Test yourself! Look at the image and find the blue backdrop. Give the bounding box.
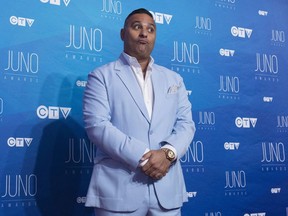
[1,0,288,216]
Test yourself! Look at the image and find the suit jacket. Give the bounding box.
[83,53,195,211]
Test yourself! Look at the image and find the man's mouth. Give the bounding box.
[138,39,148,44]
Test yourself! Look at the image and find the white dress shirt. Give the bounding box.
[122,53,177,166]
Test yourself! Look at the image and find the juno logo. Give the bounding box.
[40,0,71,6]
[1,174,37,198]
[0,98,3,115]
[101,0,122,15]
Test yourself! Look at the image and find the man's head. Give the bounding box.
[121,8,156,62]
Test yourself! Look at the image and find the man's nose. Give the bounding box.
[139,28,148,37]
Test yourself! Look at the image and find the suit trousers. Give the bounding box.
[94,183,181,216]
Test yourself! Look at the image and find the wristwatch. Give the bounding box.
[162,148,175,162]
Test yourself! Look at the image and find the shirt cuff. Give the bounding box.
[139,148,150,167]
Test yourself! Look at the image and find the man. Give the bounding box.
[83,8,196,216]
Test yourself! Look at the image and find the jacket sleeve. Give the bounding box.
[83,70,148,171]
[162,75,196,159]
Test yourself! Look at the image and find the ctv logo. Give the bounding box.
[244,213,266,216]
[263,97,273,102]
[219,48,235,57]
[40,0,71,6]
[271,188,281,194]
[258,10,268,16]
[205,212,221,216]
[7,137,33,147]
[224,142,240,150]
[76,197,87,204]
[37,105,71,119]
[76,80,87,87]
[235,117,257,128]
[231,26,253,38]
[149,11,172,25]
[187,191,197,198]
[10,16,35,27]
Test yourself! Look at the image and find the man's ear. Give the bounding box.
[120,28,124,41]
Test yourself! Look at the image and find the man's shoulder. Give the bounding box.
[153,63,181,78]
[90,57,124,74]
[94,59,117,70]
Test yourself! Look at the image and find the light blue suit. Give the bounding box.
[83,53,195,212]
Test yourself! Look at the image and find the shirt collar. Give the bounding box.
[122,52,154,70]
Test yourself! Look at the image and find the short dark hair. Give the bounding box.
[124,8,153,26]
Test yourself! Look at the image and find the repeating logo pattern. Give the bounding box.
[1,1,288,216]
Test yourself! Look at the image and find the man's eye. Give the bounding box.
[133,25,141,30]
[148,28,155,33]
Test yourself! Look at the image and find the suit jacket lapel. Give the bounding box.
[115,56,151,123]
[151,68,165,125]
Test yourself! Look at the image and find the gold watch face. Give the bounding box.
[167,150,175,159]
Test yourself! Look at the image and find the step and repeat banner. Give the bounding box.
[1,0,288,216]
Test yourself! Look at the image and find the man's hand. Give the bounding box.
[141,149,171,180]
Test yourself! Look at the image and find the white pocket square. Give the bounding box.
[167,85,179,94]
